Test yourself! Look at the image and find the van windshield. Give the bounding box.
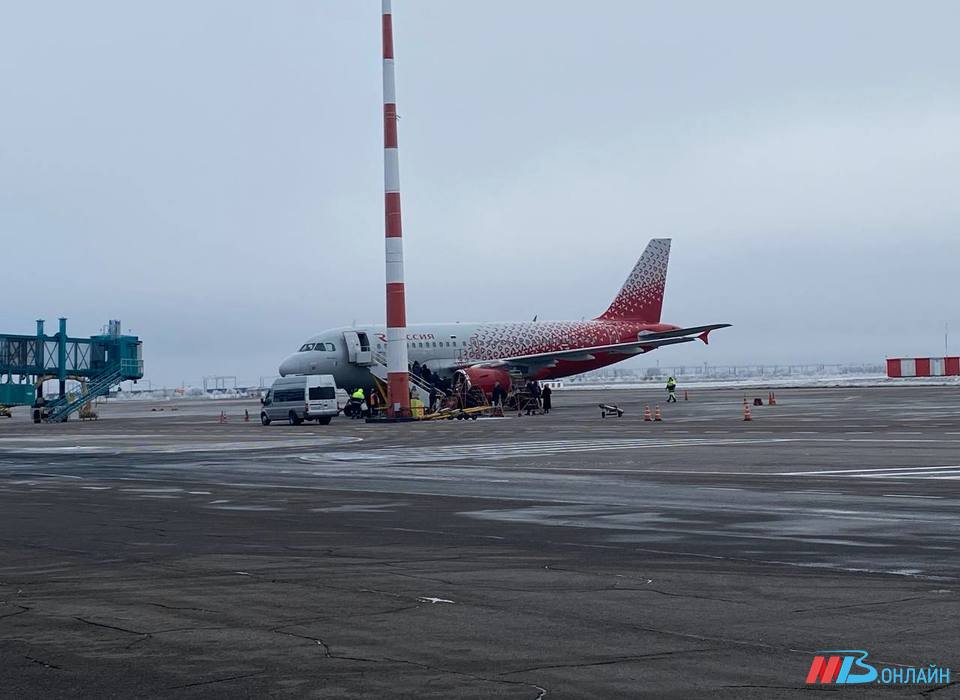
[309,387,336,400]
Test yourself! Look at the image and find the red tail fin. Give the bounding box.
[597,238,670,322]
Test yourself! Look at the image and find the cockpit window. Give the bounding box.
[326,342,336,352]
[299,343,314,352]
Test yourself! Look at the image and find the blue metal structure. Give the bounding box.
[0,318,143,422]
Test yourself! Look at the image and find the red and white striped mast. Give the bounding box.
[382,0,411,417]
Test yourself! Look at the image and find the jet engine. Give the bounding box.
[454,367,512,398]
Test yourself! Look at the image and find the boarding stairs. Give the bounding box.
[507,369,526,392]
[368,351,448,404]
[506,368,540,414]
[43,365,124,423]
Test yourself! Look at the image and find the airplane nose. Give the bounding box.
[278,354,298,376]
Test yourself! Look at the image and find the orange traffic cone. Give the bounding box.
[743,402,752,421]
[643,404,652,421]
[654,404,662,421]
[768,392,777,406]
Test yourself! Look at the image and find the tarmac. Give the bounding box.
[0,385,958,698]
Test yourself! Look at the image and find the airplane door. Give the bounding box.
[355,332,372,365]
[343,331,360,364]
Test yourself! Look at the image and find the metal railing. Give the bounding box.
[370,351,446,397]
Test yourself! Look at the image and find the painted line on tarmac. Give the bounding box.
[778,464,960,475]
[883,494,945,499]
[3,436,362,455]
[299,437,792,465]
[778,464,960,478]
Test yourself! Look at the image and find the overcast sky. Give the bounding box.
[3,1,959,386]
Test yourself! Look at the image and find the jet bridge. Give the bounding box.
[0,318,143,422]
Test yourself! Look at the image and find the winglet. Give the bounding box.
[698,329,711,345]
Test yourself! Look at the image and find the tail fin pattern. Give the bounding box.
[597,238,671,322]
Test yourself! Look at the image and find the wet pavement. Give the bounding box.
[0,386,958,698]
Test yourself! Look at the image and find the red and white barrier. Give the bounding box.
[887,357,960,378]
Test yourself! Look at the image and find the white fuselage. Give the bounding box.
[280,323,485,390]
[279,318,671,392]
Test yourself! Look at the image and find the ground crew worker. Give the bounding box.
[349,387,365,418]
[666,376,678,403]
[541,384,552,413]
[368,390,379,417]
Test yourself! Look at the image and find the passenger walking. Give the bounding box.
[524,380,536,415]
[666,376,678,403]
[541,384,552,413]
[526,380,542,414]
[491,381,507,407]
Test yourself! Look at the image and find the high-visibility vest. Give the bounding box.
[410,397,424,418]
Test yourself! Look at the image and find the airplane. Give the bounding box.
[278,238,730,396]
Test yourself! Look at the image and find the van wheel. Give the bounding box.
[261,413,271,426]
[288,411,302,426]
[317,416,332,425]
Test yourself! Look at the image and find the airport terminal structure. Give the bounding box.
[0,319,142,422]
